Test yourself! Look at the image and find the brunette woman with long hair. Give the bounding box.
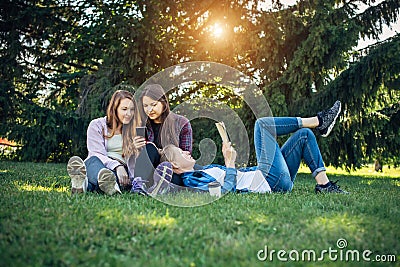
[135,84,193,186]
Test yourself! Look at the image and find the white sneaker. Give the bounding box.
[98,168,121,195]
[67,156,87,194]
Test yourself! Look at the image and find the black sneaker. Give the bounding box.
[315,180,349,194]
[316,100,341,137]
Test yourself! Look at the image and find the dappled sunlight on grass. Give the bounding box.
[298,164,400,178]
[97,209,177,230]
[307,213,368,242]
[359,179,382,186]
[134,214,176,228]
[14,181,68,193]
[247,213,274,225]
[392,180,400,187]
[152,190,219,207]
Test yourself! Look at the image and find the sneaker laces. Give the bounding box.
[330,180,340,188]
[328,180,346,193]
[317,109,331,128]
[131,177,147,192]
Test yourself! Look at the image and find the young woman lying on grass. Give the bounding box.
[158,101,348,194]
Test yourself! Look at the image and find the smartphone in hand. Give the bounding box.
[136,127,146,137]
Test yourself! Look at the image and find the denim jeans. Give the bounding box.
[254,117,326,192]
[84,156,121,192]
[84,144,162,192]
[135,143,184,186]
[135,143,161,184]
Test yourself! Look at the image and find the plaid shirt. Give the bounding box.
[146,114,193,153]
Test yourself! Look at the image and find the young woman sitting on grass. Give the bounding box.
[67,90,149,196]
[158,101,348,194]
[136,84,193,187]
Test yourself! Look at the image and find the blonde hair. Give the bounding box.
[160,144,179,163]
[105,90,141,158]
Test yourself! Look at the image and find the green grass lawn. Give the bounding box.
[0,161,399,267]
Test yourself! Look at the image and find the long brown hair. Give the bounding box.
[139,84,179,148]
[106,90,141,157]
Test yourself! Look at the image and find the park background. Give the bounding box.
[1,0,399,168]
[1,0,400,266]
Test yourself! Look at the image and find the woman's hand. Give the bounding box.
[133,136,146,150]
[222,142,237,168]
[116,165,130,186]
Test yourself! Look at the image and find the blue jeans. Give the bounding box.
[135,143,160,183]
[85,145,160,192]
[254,117,326,192]
[135,143,183,186]
[84,156,120,192]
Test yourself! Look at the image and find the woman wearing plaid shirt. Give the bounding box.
[135,84,193,186]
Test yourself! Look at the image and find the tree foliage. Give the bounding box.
[1,0,399,167]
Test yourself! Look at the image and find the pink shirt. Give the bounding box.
[86,117,136,179]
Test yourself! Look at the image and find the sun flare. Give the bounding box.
[211,23,224,38]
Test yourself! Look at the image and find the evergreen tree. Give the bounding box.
[1,0,399,167]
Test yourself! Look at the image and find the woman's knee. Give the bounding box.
[255,119,261,129]
[298,128,314,136]
[255,118,276,137]
[255,117,274,128]
[296,128,317,142]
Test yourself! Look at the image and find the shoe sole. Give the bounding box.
[67,156,86,194]
[321,102,341,137]
[149,163,173,196]
[98,169,121,195]
[315,189,350,194]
